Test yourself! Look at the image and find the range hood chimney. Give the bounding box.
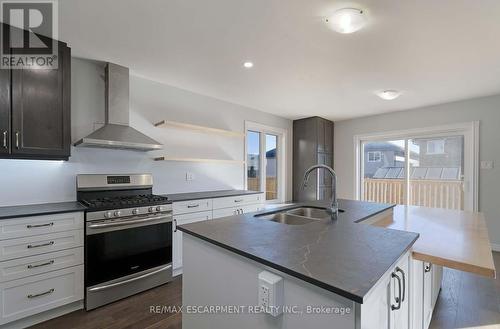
[74,63,163,151]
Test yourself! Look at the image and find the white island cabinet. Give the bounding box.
[182,233,412,329]
[171,192,264,276]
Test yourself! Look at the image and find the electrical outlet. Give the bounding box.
[258,271,283,317]
[480,161,494,170]
[185,172,195,181]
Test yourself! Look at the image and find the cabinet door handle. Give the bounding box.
[15,131,19,149]
[424,263,432,273]
[27,260,54,269]
[187,204,199,208]
[396,267,406,302]
[27,222,54,229]
[27,288,55,299]
[173,218,178,232]
[2,131,6,149]
[391,272,402,311]
[27,241,54,249]
[234,199,244,203]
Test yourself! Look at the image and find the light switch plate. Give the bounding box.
[480,161,494,170]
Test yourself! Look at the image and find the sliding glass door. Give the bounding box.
[359,124,475,211]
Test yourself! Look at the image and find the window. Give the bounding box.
[426,139,445,155]
[367,151,382,162]
[246,131,261,192]
[245,122,286,203]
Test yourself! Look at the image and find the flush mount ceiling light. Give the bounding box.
[326,8,368,34]
[377,90,402,100]
[243,61,254,68]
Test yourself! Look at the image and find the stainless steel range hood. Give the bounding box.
[74,63,163,151]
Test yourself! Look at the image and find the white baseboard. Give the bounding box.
[491,243,500,252]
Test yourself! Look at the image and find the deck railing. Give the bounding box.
[247,177,277,200]
[363,178,464,210]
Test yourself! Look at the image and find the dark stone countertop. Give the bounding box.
[0,201,87,220]
[165,190,262,202]
[178,199,419,304]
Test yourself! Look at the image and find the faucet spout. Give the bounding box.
[301,164,339,220]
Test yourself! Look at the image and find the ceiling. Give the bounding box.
[60,0,500,121]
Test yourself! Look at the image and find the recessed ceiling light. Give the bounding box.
[326,8,368,34]
[243,62,254,68]
[377,90,402,100]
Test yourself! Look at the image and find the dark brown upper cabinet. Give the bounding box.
[0,24,71,160]
[0,68,10,155]
[293,116,334,202]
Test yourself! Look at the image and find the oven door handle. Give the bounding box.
[88,213,172,229]
[88,264,172,292]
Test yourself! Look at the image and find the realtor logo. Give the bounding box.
[0,0,58,69]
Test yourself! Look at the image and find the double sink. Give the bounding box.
[255,206,345,225]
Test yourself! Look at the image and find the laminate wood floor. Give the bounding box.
[429,251,500,329]
[31,253,499,329]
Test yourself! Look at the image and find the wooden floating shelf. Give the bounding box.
[153,156,244,164]
[154,120,245,138]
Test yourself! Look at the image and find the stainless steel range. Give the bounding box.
[77,174,172,310]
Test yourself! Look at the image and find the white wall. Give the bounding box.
[0,58,292,206]
[334,94,500,246]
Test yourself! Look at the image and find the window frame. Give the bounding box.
[244,121,287,203]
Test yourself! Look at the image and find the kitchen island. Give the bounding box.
[178,199,419,329]
[178,199,496,329]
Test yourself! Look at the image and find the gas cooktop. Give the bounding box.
[81,194,170,211]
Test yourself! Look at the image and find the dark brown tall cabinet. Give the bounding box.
[293,117,334,201]
[0,25,71,160]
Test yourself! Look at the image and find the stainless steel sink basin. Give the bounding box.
[286,207,331,219]
[255,206,345,225]
[257,213,321,225]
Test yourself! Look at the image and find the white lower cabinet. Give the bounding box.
[360,251,410,329]
[0,211,85,327]
[0,247,83,283]
[172,192,265,276]
[172,211,212,274]
[411,260,443,329]
[0,265,83,325]
[391,253,410,329]
[212,203,265,219]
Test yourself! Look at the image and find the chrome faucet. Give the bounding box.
[301,164,339,220]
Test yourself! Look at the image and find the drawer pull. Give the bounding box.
[234,199,244,203]
[187,204,200,208]
[27,288,55,299]
[27,222,54,229]
[27,260,55,269]
[27,241,54,249]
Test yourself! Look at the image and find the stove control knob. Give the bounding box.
[156,206,162,212]
[148,207,154,213]
[114,210,121,217]
[132,208,139,215]
[104,211,113,219]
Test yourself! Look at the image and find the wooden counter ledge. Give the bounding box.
[375,205,496,278]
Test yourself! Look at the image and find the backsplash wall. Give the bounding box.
[0,58,292,206]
